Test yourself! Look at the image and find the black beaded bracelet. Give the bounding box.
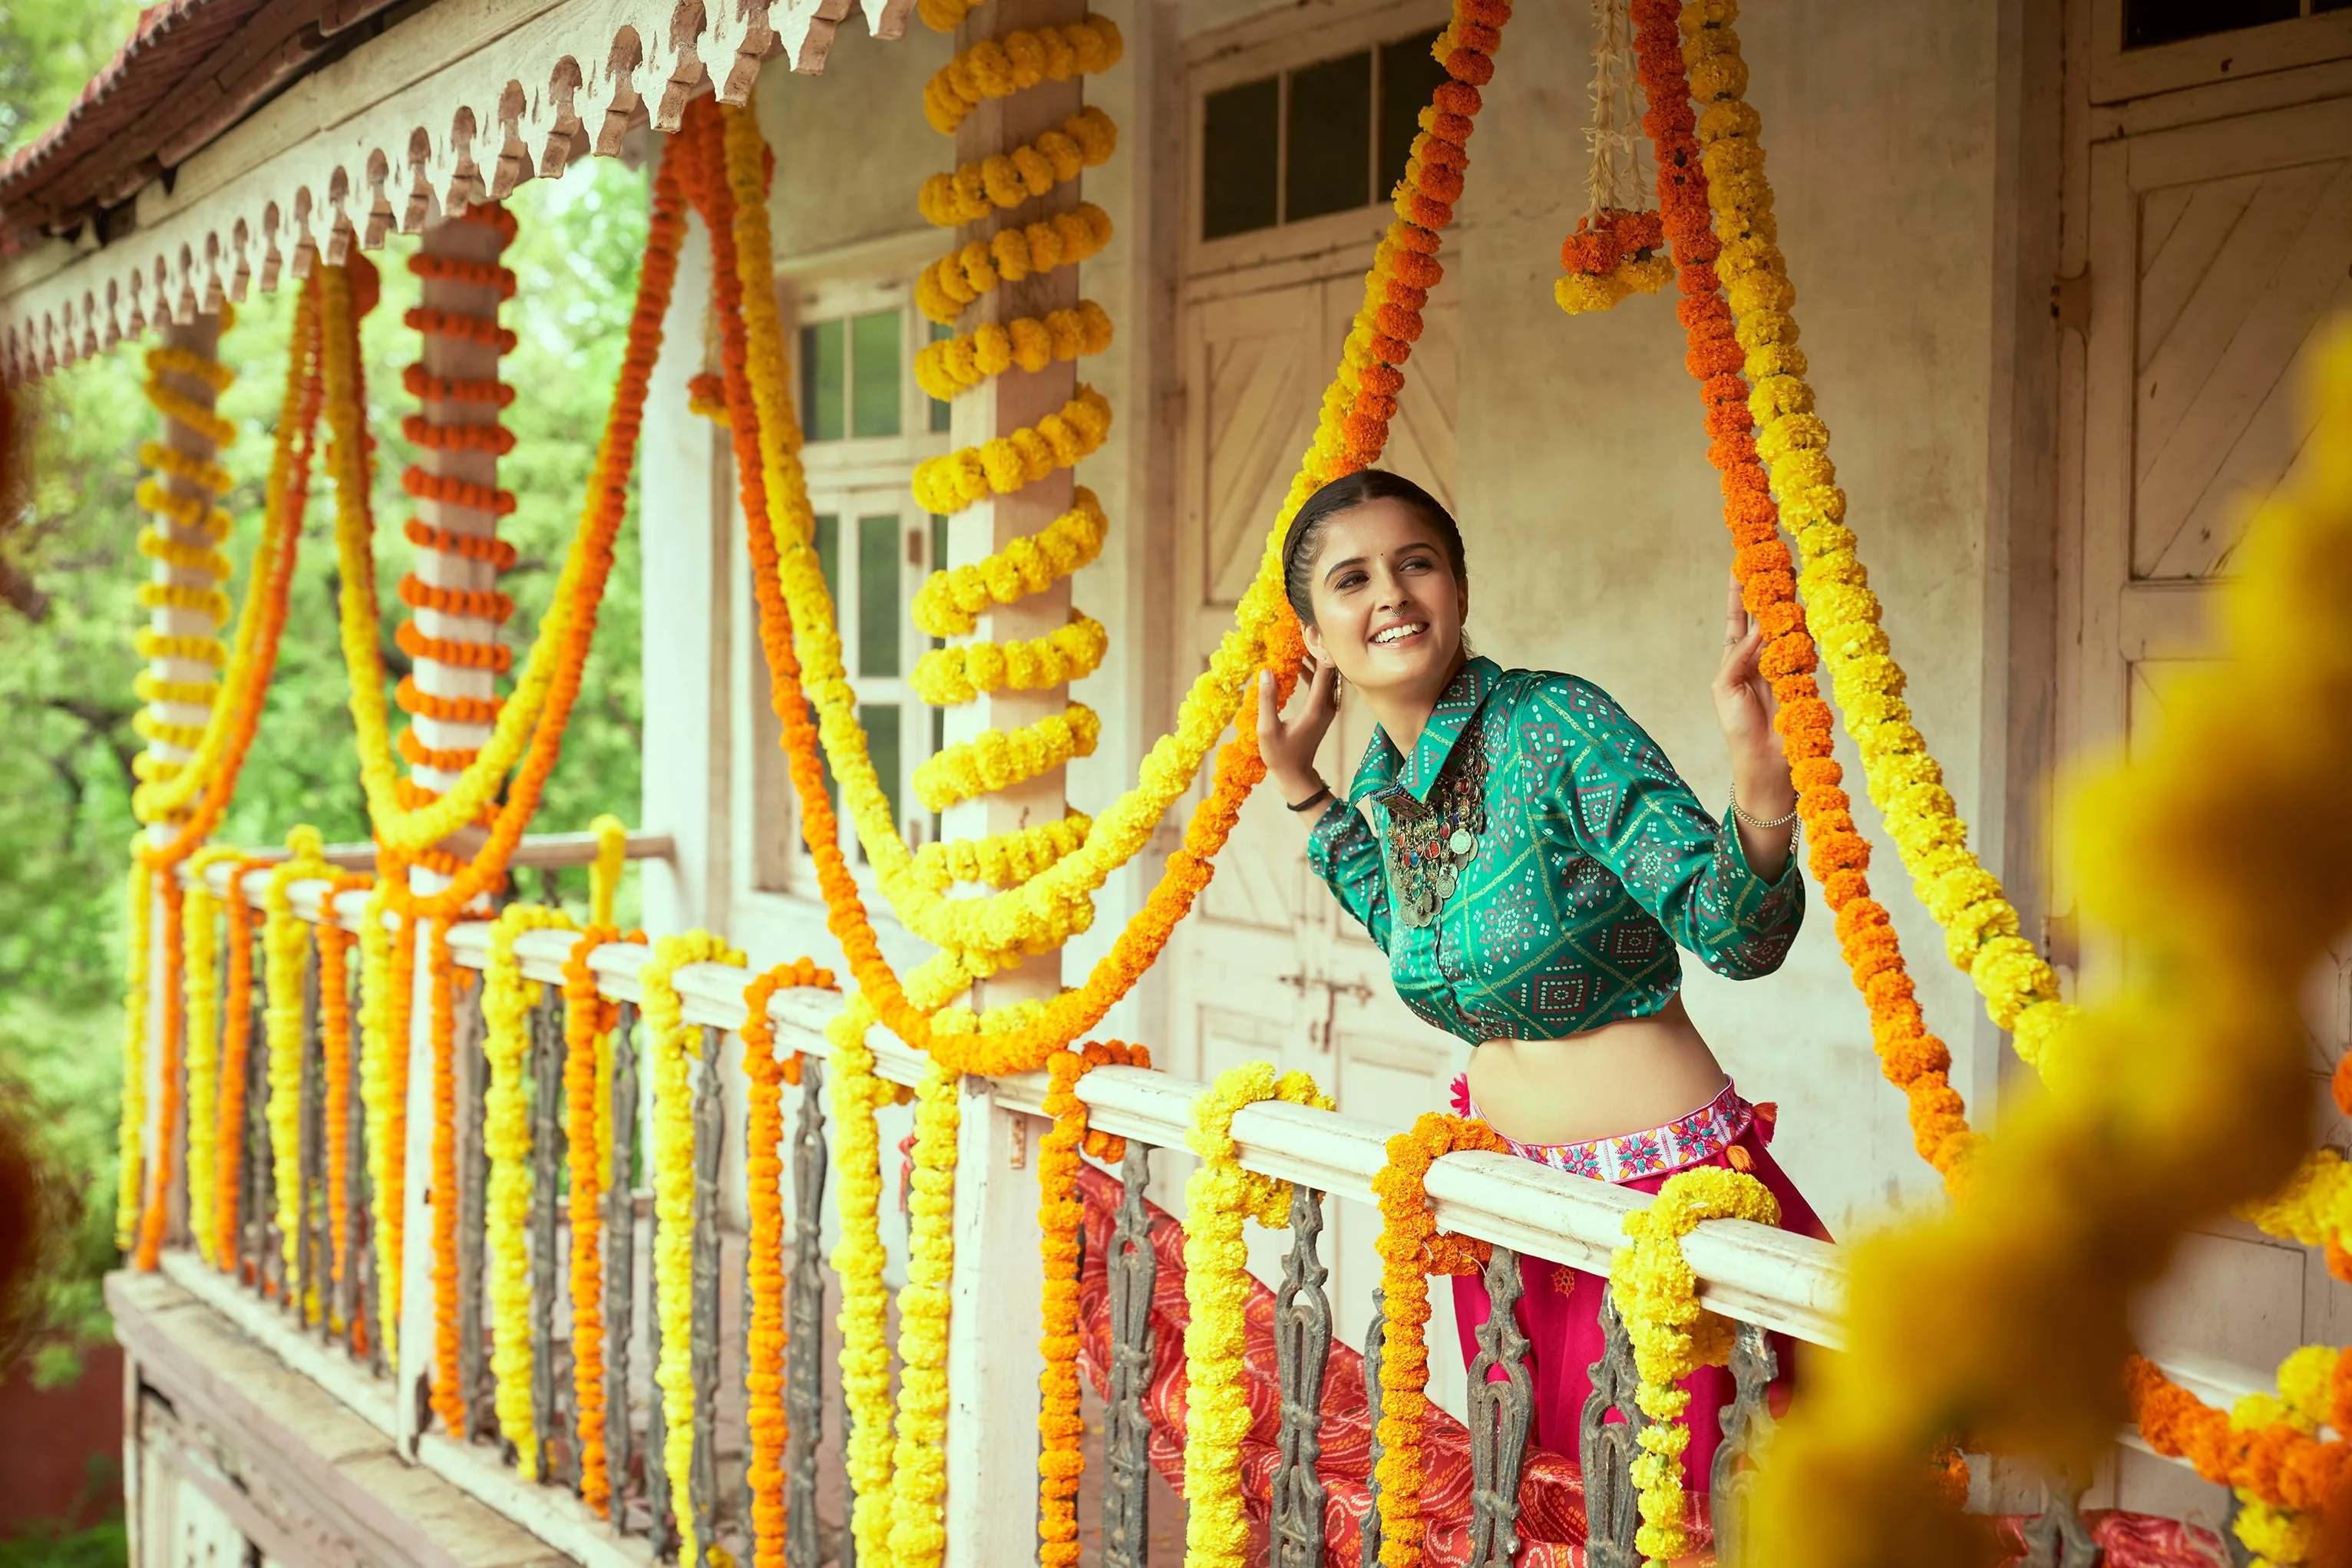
[1285,784,1334,814]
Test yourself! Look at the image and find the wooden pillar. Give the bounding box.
[940,2,1085,1555]
[394,210,511,1453]
[141,312,229,1252]
[939,0,1085,1011]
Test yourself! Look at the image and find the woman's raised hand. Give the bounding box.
[1711,573,1778,762]
[1257,657,1340,806]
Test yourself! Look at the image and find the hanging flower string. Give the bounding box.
[212,857,270,1271]
[738,957,838,1566]
[262,829,332,1296]
[562,921,636,1518]
[180,845,242,1267]
[1036,1038,1148,1566]
[1184,1061,1335,1568]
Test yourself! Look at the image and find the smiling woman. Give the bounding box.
[1254,464,1831,1490]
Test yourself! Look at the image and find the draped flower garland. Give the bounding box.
[563,922,636,1518]
[262,829,332,1295]
[641,929,746,1568]
[1369,1112,1508,1568]
[180,845,242,1268]
[1607,1165,1779,1565]
[1183,1061,1335,1568]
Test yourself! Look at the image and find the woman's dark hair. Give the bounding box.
[1280,469,1467,627]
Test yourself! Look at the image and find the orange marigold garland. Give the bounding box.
[1627,0,1979,1183]
[131,876,186,1270]
[563,923,633,1517]
[1369,1112,1509,1568]
[315,872,368,1309]
[1037,1039,1148,1566]
[212,858,271,1269]
[738,957,840,1566]
[427,918,470,1434]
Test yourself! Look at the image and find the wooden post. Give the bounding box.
[142,311,229,1252]
[940,0,1085,1554]
[394,210,511,1454]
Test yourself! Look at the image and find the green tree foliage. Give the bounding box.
[0,0,650,1384]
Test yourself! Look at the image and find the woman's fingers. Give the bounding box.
[1256,668,1281,742]
[1724,573,1748,644]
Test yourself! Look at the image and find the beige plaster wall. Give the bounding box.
[754,13,956,256]
[1445,0,2005,1234]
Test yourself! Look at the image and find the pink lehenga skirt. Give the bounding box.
[1447,1076,1832,1490]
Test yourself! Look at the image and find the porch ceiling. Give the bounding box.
[0,0,912,385]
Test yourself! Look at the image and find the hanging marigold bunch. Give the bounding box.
[641,929,745,1568]
[738,957,837,1566]
[1607,1165,1779,1566]
[1555,207,1673,315]
[483,903,577,1478]
[1368,1111,1508,1568]
[1036,1039,1148,1566]
[562,922,634,1517]
[180,846,242,1267]
[1623,0,1979,1183]
[1183,1061,1336,1568]
[315,870,368,1314]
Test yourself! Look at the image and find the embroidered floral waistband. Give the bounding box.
[1448,1074,1759,1184]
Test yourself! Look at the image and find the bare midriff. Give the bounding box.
[1468,992,1730,1147]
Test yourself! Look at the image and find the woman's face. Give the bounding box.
[1300,497,1468,698]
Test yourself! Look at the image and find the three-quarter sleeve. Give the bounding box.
[1527,675,1803,979]
[1307,799,1392,952]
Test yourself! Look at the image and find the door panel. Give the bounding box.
[2075,91,2352,1514]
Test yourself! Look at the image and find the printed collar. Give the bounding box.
[1349,655,1501,808]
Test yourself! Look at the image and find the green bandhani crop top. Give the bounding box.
[1306,656,1804,1045]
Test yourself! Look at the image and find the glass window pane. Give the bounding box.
[1286,52,1371,223]
[863,703,902,865]
[858,513,902,678]
[929,322,954,433]
[1203,76,1279,240]
[852,311,903,437]
[801,320,845,441]
[1378,31,1449,201]
[814,513,840,605]
[2123,0,2294,46]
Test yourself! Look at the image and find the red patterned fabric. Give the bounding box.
[1073,1162,2225,1568]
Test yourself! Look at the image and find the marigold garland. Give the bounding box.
[315,871,367,1309]
[1036,1039,1148,1566]
[132,877,187,1270]
[1367,1111,1508,1568]
[910,385,1112,515]
[886,1060,963,1568]
[1607,1165,1779,1566]
[180,847,239,1267]
[262,828,332,1297]
[355,880,413,1357]
[1747,322,2352,1563]
[1184,1061,1336,1568]
[920,16,1124,135]
[917,107,1116,227]
[912,302,1112,402]
[738,957,838,1566]
[116,857,153,1253]
[2227,1346,2339,1568]
[1554,206,1673,315]
[213,858,269,1269]
[562,922,636,1517]
[427,918,470,1433]
[641,929,745,1568]
[483,903,577,1479]
[1623,0,1979,1183]
[916,206,1116,325]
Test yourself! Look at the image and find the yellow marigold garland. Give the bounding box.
[920,16,1124,135]
[915,206,1116,325]
[910,610,1108,705]
[917,107,1116,227]
[2230,1345,2338,1568]
[180,846,240,1266]
[483,903,577,1480]
[910,490,1107,639]
[1677,0,2076,1070]
[589,811,627,926]
[912,302,1112,401]
[641,929,745,1568]
[356,881,414,1362]
[262,827,331,1291]
[824,994,902,1568]
[1369,1112,1509,1568]
[1607,1165,1779,1566]
[886,1060,963,1568]
[911,701,1100,812]
[1747,322,2352,1565]
[910,384,1112,515]
[1183,1061,1335,1568]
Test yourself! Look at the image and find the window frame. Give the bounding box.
[1185,0,1452,279]
[2089,0,2352,102]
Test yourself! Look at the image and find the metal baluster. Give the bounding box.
[2019,1481,2103,1568]
[243,1001,270,1296]
[2221,1491,2256,1568]
[606,1004,641,1527]
[353,1072,385,1376]
[648,1248,673,1558]
[1465,1246,1532,1568]
[689,1027,724,1565]
[1580,1292,1647,1568]
[1101,1141,1158,1568]
[296,952,321,1329]
[1269,1183,1331,1568]
[340,956,368,1352]
[1709,1322,1779,1566]
[459,983,493,1441]
[784,1060,827,1568]
[530,989,566,1482]
[1359,1290,1386,1568]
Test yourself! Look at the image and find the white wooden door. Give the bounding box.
[1166,266,1474,1411]
[2072,89,2352,1516]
